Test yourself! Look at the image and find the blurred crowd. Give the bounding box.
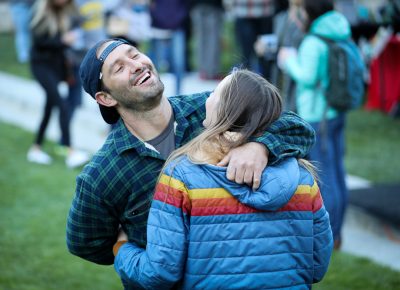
[5,0,400,250]
[8,0,400,98]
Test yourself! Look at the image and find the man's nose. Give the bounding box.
[127,58,143,74]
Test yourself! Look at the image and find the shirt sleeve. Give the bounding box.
[114,166,190,289]
[250,111,316,165]
[66,173,119,265]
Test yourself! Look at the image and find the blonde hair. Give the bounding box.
[31,0,78,36]
[161,69,283,174]
[159,69,318,191]
[298,159,319,182]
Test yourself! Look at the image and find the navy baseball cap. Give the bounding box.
[80,38,129,124]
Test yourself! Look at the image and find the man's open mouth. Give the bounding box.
[133,70,152,86]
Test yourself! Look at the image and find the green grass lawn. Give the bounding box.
[346,109,400,183]
[0,123,121,289]
[1,121,400,290]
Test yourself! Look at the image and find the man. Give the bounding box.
[66,39,315,275]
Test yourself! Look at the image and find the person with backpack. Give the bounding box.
[278,0,364,249]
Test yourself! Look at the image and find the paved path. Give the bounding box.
[0,71,399,271]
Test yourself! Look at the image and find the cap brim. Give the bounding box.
[99,104,120,124]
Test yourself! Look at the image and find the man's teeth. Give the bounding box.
[137,72,150,85]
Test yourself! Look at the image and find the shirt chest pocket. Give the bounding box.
[125,198,151,226]
[123,197,152,246]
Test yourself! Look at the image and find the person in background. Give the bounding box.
[224,0,276,79]
[104,0,151,47]
[278,0,351,249]
[66,38,316,289]
[255,0,306,112]
[27,0,89,168]
[9,0,34,63]
[149,0,189,95]
[74,0,107,48]
[191,0,224,80]
[113,69,333,289]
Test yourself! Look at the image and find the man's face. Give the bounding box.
[99,43,164,112]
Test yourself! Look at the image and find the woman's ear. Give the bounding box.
[95,91,117,107]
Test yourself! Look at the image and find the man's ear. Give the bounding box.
[95,91,117,107]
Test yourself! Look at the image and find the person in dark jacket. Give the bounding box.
[149,0,189,94]
[28,0,89,168]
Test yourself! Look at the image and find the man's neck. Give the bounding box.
[121,97,173,142]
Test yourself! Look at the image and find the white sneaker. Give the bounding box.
[66,150,90,169]
[27,148,53,165]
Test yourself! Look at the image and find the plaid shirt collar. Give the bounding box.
[112,95,206,156]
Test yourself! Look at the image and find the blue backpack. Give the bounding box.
[315,35,366,112]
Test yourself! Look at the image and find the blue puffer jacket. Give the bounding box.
[114,157,333,289]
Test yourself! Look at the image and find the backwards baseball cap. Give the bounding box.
[80,38,129,124]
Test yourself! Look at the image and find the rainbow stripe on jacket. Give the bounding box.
[114,157,333,289]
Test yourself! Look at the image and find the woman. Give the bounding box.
[113,69,333,289]
[27,0,89,168]
[278,0,350,249]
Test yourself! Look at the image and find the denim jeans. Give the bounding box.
[234,16,273,79]
[10,2,32,63]
[309,114,348,241]
[150,29,185,95]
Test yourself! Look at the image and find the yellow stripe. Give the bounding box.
[188,188,232,200]
[159,175,319,200]
[159,174,231,199]
[159,174,187,192]
[295,181,319,197]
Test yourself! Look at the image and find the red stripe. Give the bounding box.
[192,197,240,208]
[192,203,259,216]
[153,185,191,214]
[279,190,323,213]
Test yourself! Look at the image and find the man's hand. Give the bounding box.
[217,142,269,190]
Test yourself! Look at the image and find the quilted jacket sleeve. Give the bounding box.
[312,185,334,283]
[114,166,190,289]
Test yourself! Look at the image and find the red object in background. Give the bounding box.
[365,36,400,114]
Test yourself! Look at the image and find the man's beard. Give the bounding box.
[113,76,165,112]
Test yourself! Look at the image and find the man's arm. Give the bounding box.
[251,111,315,164]
[217,111,315,189]
[66,174,118,265]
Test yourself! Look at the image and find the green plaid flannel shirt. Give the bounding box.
[66,92,315,265]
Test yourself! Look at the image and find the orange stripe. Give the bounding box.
[280,189,323,213]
